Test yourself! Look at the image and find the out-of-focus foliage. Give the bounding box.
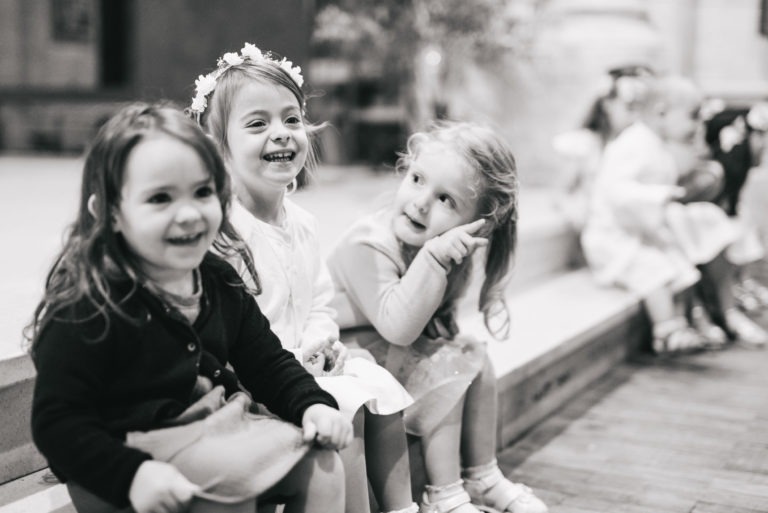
[312,0,536,76]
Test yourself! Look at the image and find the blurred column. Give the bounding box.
[443,0,665,186]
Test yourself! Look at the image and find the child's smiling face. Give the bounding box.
[392,142,481,247]
[224,80,309,197]
[112,134,222,285]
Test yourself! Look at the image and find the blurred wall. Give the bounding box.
[132,0,314,103]
[0,0,314,152]
[646,0,768,103]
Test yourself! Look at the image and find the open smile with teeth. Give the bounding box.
[263,151,295,163]
[167,232,204,245]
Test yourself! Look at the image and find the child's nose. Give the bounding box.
[175,203,203,224]
[271,122,291,142]
[413,194,430,213]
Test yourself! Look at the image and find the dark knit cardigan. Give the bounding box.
[31,254,337,507]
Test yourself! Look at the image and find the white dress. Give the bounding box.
[581,122,737,295]
[231,200,413,420]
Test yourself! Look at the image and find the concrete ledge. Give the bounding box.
[463,269,648,447]
[0,356,42,486]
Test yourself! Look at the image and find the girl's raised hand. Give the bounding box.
[424,218,489,270]
[129,460,198,513]
[302,337,348,376]
[301,404,353,450]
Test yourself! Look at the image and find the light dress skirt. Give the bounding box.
[342,330,486,436]
[124,385,309,506]
[582,224,701,297]
[665,201,738,265]
[315,354,415,421]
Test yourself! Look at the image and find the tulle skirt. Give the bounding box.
[665,201,738,264]
[343,330,486,436]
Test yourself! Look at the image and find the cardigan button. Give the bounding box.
[187,343,196,352]
[213,369,222,378]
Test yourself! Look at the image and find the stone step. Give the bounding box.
[0,266,652,511]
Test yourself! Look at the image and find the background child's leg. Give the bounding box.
[460,355,497,467]
[364,411,414,511]
[702,251,768,345]
[339,409,372,513]
[643,286,678,326]
[260,447,345,513]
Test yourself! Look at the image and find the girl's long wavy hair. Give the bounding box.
[396,121,519,340]
[194,57,325,186]
[26,102,259,353]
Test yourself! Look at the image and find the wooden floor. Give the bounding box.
[499,316,768,512]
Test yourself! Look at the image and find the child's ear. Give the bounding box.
[87,194,99,219]
[88,194,121,232]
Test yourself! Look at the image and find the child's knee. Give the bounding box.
[306,447,345,490]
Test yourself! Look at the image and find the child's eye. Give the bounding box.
[147,192,171,204]
[196,185,215,198]
[285,115,302,125]
[438,194,455,208]
[410,172,423,184]
[246,120,266,129]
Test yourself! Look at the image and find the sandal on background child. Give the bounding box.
[652,317,705,355]
[734,278,768,313]
[689,305,729,349]
[725,307,768,347]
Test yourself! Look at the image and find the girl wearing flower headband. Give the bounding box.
[189,43,418,513]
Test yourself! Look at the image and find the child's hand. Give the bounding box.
[129,460,198,513]
[424,219,489,270]
[303,337,348,377]
[667,186,687,202]
[301,404,353,450]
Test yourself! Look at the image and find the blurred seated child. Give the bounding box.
[553,65,653,233]
[704,101,768,312]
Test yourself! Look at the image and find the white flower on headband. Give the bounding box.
[220,52,244,67]
[279,58,304,87]
[189,43,305,116]
[747,102,768,132]
[719,117,746,153]
[195,73,218,97]
[699,97,725,121]
[240,43,263,61]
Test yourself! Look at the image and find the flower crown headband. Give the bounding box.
[595,68,653,106]
[189,43,304,119]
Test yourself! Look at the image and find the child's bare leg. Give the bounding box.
[260,447,344,513]
[339,408,372,513]
[458,357,548,513]
[364,410,415,511]
[644,285,702,352]
[420,398,480,512]
[421,398,464,486]
[644,285,677,325]
[460,355,497,467]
